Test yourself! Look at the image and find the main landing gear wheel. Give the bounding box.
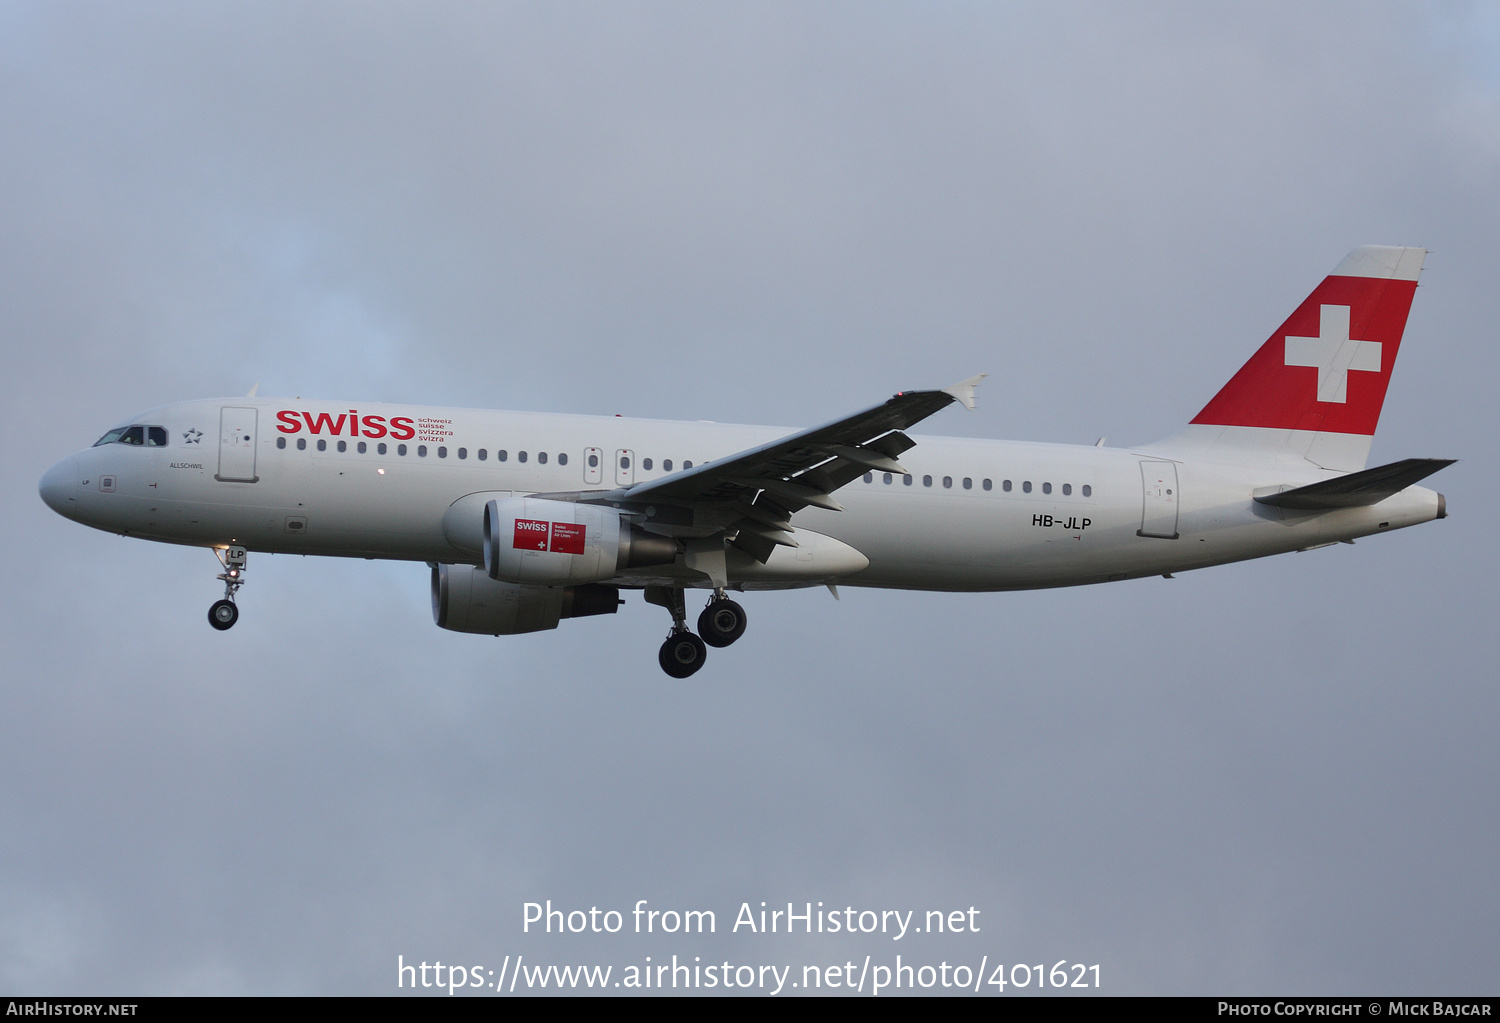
[208,599,238,631]
[698,598,747,648]
[659,631,708,678]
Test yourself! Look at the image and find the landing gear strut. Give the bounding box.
[647,585,708,678]
[208,545,247,632]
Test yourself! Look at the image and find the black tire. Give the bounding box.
[208,599,238,631]
[658,631,707,678]
[697,598,747,648]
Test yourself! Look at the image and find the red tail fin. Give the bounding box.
[1192,246,1424,436]
[1153,246,1424,472]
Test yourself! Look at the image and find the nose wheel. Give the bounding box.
[208,599,239,631]
[208,545,247,631]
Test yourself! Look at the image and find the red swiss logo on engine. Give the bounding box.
[513,519,550,551]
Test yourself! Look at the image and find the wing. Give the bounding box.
[539,375,985,563]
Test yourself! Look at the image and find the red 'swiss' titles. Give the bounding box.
[276,410,416,440]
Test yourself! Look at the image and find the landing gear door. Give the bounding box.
[615,449,636,487]
[1138,460,1179,539]
[584,447,603,485]
[217,407,259,483]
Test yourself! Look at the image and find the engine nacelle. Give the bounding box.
[431,564,621,635]
[483,497,677,585]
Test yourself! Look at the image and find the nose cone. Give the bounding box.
[39,457,81,518]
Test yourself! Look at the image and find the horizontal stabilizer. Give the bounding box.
[1253,458,1455,510]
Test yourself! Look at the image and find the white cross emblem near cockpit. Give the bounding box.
[1283,304,1381,404]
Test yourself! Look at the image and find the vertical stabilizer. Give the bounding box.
[1149,245,1424,472]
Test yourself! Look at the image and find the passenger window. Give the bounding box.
[664,459,673,471]
[1002,479,1011,492]
[684,461,693,469]
[518,451,527,463]
[316,439,327,452]
[644,458,654,471]
[883,472,893,484]
[943,476,953,489]
[1062,483,1071,495]
[903,474,912,486]
[538,451,547,464]
[1023,481,1032,493]
[558,453,568,466]
[863,472,872,483]
[1082,484,1092,497]
[418,445,427,457]
[378,442,387,455]
[498,450,508,462]
[147,427,167,446]
[398,444,407,456]
[337,440,347,453]
[438,446,447,458]
[982,478,992,491]
[588,453,599,468]
[297,438,307,451]
[619,455,629,469]
[277,437,286,449]
[963,477,972,490]
[457,447,466,459]
[1042,482,1051,494]
[478,449,487,460]
[358,441,367,454]
[923,475,932,487]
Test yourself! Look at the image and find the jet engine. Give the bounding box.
[482,497,676,585]
[431,564,623,635]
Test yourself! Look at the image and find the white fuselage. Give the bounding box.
[40,398,1443,592]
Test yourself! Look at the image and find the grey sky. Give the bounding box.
[3,2,1497,995]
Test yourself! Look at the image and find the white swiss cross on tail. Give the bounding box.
[1283,304,1381,404]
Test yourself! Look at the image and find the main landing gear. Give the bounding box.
[207,545,247,631]
[647,586,749,678]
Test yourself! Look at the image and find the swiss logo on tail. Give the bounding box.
[1191,246,1424,438]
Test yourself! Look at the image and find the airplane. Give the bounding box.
[38,245,1452,677]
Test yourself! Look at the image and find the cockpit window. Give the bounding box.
[93,425,167,447]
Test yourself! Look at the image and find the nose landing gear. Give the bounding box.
[208,545,247,631]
